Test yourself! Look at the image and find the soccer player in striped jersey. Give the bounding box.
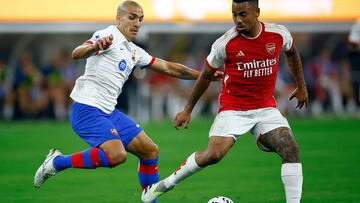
[33,1,221,202]
[142,0,308,203]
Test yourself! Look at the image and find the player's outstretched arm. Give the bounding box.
[72,34,113,60]
[148,58,200,80]
[174,64,216,130]
[284,46,309,109]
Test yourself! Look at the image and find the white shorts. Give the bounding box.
[209,108,290,151]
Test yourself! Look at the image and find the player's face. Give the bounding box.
[232,2,260,36]
[117,6,144,41]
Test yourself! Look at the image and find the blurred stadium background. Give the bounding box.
[0,0,359,202]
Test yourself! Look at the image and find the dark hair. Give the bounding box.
[233,0,258,7]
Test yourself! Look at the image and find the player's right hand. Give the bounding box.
[174,110,191,130]
[95,34,113,51]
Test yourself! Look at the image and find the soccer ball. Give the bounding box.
[207,196,234,203]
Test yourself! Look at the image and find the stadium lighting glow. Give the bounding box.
[177,0,228,20]
[177,0,206,19]
[0,0,357,22]
[153,0,175,19]
[261,0,334,16]
[153,0,229,20]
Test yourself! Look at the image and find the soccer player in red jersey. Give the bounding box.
[142,0,308,202]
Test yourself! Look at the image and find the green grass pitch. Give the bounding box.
[0,117,359,203]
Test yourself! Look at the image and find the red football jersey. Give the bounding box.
[206,22,294,112]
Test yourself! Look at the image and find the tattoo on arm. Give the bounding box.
[285,47,306,88]
[185,67,214,112]
[158,62,199,80]
[178,66,197,79]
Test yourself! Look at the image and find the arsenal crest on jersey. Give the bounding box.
[265,42,276,55]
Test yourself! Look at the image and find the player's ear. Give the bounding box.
[116,14,121,22]
[255,7,260,17]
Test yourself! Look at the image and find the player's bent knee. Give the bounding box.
[148,144,159,158]
[138,143,159,160]
[109,151,127,166]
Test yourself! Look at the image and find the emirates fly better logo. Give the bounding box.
[236,58,277,78]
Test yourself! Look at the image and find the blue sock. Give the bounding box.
[138,157,159,203]
[53,148,113,171]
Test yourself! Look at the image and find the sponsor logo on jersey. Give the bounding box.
[236,58,276,71]
[236,58,277,78]
[118,59,127,71]
[110,128,118,136]
[266,42,276,54]
[236,50,245,57]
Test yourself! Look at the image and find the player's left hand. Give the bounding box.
[212,70,224,81]
[95,34,113,51]
[289,86,309,109]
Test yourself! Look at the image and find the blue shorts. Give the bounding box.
[70,102,142,148]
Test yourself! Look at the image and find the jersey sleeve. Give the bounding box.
[206,39,226,69]
[135,46,155,68]
[85,27,112,45]
[278,25,294,52]
[84,27,113,55]
[349,20,360,43]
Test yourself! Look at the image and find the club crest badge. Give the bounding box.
[265,42,276,55]
[118,59,127,71]
[110,128,118,136]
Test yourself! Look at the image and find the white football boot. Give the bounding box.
[34,149,62,188]
[141,181,174,203]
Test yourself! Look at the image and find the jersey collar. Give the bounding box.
[113,25,128,44]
